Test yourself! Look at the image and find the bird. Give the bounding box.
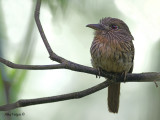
[86,17,134,113]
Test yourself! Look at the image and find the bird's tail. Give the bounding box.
[108,83,120,113]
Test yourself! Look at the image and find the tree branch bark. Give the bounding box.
[0,57,160,82]
[0,80,110,111]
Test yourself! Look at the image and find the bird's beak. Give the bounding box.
[86,24,105,30]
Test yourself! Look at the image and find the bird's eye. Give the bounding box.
[111,24,118,30]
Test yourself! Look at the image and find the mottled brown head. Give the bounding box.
[86,17,134,41]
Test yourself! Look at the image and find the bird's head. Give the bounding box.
[86,17,134,40]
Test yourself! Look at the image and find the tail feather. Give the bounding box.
[108,83,120,113]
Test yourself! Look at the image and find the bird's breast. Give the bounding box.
[90,36,133,73]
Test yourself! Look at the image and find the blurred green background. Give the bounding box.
[0,0,160,120]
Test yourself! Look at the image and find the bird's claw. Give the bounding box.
[154,80,158,87]
[121,71,127,82]
[96,68,102,78]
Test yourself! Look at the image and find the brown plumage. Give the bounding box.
[87,17,134,113]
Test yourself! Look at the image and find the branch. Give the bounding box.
[1,57,160,82]
[0,71,159,111]
[0,80,110,111]
[0,57,65,70]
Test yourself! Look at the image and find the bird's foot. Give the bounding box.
[121,71,127,82]
[154,80,159,87]
[96,67,103,78]
[96,68,101,78]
